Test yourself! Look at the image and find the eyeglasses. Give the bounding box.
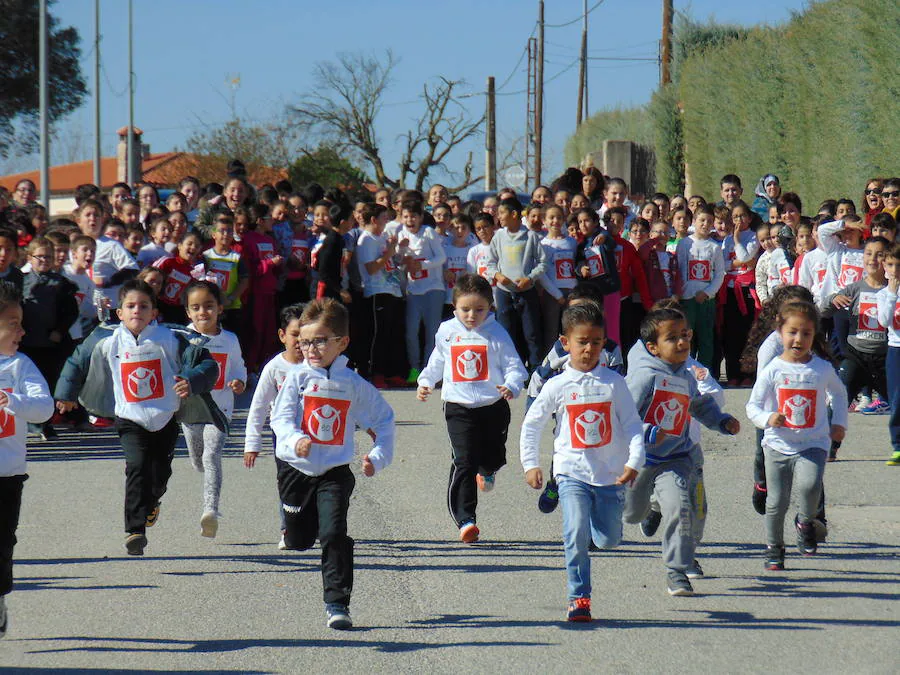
[882,191,900,199]
[865,188,882,196]
[298,336,342,351]
[30,254,51,260]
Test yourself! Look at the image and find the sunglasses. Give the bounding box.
[882,191,900,199]
[865,188,882,196]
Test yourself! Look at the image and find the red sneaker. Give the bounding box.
[372,375,388,390]
[385,376,409,388]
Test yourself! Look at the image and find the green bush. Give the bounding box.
[564,105,654,168]
[678,0,900,205]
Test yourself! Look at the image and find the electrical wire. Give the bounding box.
[545,0,607,29]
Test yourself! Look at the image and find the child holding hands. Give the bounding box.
[520,302,644,622]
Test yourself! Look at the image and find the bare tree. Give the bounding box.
[293,50,487,193]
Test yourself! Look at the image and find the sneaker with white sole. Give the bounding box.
[666,570,694,596]
[850,394,871,413]
[686,559,704,579]
[326,603,352,630]
[200,511,218,538]
[859,398,890,415]
[476,473,495,493]
[278,533,288,550]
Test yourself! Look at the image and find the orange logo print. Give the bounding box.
[450,343,489,382]
[302,395,351,446]
[644,389,690,436]
[211,353,228,390]
[566,402,612,449]
[689,260,710,282]
[777,388,816,429]
[121,360,165,403]
[0,388,14,439]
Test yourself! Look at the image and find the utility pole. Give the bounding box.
[127,0,135,187]
[534,0,544,187]
[485,76,496,191]
[39,0,50,206]
[525,37,536,190]
[661,0,673,86]
[576,0,588,126]
[93,0,101,187]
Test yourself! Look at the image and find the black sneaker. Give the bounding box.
[812,518,828,544]
[795,516,817,556]
[125,533,147,556]
[765,545,785,571]
[666,570,694,597]
[538,479,559,513]
[640,509,662,537]
[752,483,767,515]
[145,502,161,528]
[325,604,352,630]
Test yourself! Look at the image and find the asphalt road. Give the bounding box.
[1,387,898,674]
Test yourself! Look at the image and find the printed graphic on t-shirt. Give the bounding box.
[644,376,690,436]
[0,388,14,439]
[291,240,309,265]
[211,352,228,390]
[450,342,489,382]
[585,247,605,277]
[566,401,612,449]
[163,269,191,302]
[555,255,575,280]
[816,268,827,285]
[894,304,900,331]
[688,259,711,282]
[447,267,465,289]
[121,359,164,403]
[257,242,275,261]
[779,265,792,285]
[838,263,863,287]
[302,394,351,445]
[858,293,885,332]
[409,258,429,281]
[777,387,816,429]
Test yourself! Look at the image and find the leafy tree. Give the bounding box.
[288,146,369,195]
[0,0,87,154]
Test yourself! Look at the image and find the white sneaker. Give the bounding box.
[278,534,288,550]
[200,511,218,538]
[0,596,7,638]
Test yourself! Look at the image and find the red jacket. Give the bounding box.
[638,240,683,301]
[614,235,653,310]
[242,229,280,295]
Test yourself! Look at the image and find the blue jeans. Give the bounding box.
[888,346,900,454]
[558,476,625,600]
[494,287,542,369]
[405,290,444,370]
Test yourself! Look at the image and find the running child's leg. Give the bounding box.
[589,484,625,550]
[793,449,826,525]
[763,448,795,547]
[474,399,510,480]
[445,403,479,529]
[0,475,26,598]
[118,418,177,535]
[558,476,593,600]
[276,458,319,551]
[653,458,695,573]
[623,464,659,525]
[183,423,205,472]
[200,425,226,515]
[316,465,356,608]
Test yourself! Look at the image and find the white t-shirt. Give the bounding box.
[357,231,402,298]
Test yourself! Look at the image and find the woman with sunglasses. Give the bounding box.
[880,178,900,221]
[863,179,884,228]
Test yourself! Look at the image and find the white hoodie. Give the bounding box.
[417,314,527,408]
[520,361,644,486]
[271,355,394,476]
[0,353,54,477]
[187,324,246,421]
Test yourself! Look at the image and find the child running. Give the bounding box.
[624,307,740,596]
[520,302,644,622]
[417,274,527,543]
[182,281,247,538]
[270,299,394,630]
[746,301,847,570]
[55,279,221,556]
[877,242,900,466]
[0,282,54,638]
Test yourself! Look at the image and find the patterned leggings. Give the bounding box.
[182,423,227,514]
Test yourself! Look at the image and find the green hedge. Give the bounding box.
[564,105,654,169]
[679,0,900,205]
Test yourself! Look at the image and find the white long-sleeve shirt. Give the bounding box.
[243,353,300,455]
[186,325,246,421]
[417,315,527,407]
[677,235,725,298]
[746,355,848,456]
[722,229,760,284]
[270,355,394,476]
[539,235,578,294]
[797,248,829,305]
[93,236,139,308]
[399,225,446,295]
[0,353,54,477]
[876,285,900,347]
[818,220,865,303]
[520,362,644,486]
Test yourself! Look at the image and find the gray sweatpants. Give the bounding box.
[625,455,694,573]
[763,446,826,547]
[649,444,706,544]
[182,423,227,515]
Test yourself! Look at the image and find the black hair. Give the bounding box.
[280,303,306,330]
[74,183,101,206]
[452,273,493,306]
[640,307,686,344]
[0,227,19,247]
[871,212,896,232]
[183,279,223,307]
[0,280,21,316]
[118,278,157,307]
[720,174,742,188]
[561,302,604,336]
[499,197,523,214]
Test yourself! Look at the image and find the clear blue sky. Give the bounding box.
[42,0,810,188]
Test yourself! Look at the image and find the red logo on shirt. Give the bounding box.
[163,269,191,303]
[302,395,351,446]
[893,305,900,331]
[0,388,14,439]
[858,300,885,332]
[206,269,231,290]
[450,343,489,382]
[555,257,574,280]
[838,264,863,287]
[121,360,164,403]
[291,240,309,265]
[447,267,464,289]
[566,401,612,449]
[688,260,711,282]
[777,388,816,429]
[211,352,228,390]
[585,248,605,277]
[779,265,792,285]
[409,258,429,281]
[644,390,690,436]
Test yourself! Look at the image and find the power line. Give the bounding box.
[587,56,658,62]
[495,57,579,97]
[545,0,607,28]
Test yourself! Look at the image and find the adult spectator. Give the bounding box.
[751,174,781,221]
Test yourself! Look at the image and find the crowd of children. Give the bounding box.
[0,168,898,635]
